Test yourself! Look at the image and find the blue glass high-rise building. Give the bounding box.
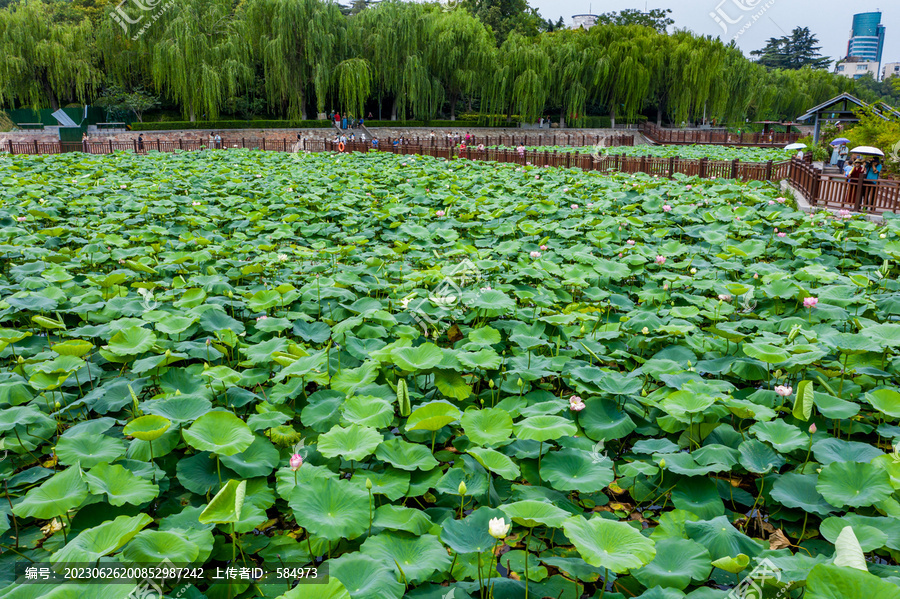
[847,12,886,71]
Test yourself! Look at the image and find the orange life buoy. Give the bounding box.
[338,142,345,152]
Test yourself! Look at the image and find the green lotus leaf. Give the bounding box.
[683,516,763,560]
[500,500,571,528]
[563,515,656,573]
[329,552,405,599]
[539,447,614,493]
[55,433,127,468]
[360,532,451,583]
[390,343,443,372]
[439,507,507,554]
[406,401,461,432]
[513,415,577,443]
[13,466,88,519]
[318,424,382,462]
[375,437,439,471]
[467,447,521,480]
[51,514,153,565]
[806,564,900,599]
[105,326,157,356]
[633,538,712,590]
[123,414,171,442]
[817,461,893,508]
[289,477,370,541]
[122,530,200,563]
[84,462,159,507]
[199,479,247,524]
[182,411,254,456]
[460,408,513,446]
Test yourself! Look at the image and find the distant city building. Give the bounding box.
[571,14,598,30]
[835,57,881,80]
[847,12,886,75]
[884,62,900,80]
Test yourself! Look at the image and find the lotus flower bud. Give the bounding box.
[458,481,467,495]
[516,378,524,388]
[659,459,666,468]
[365,478,373,490]
[809,423,817,434]
[290,453,303,471]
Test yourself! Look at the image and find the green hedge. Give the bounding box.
[129,120,333,131]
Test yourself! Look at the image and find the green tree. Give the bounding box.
[426,9,494,120]
[597,8,673,33]
[146,0,252,121]
[0,0,101,109]
[244,0,345,119]
[750,27,831,70]
[465,0,543,44]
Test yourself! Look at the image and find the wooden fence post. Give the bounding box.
[33,140,39,154]
[179,139,184,150]
[133,139,138,153]
[854,175,865,211]
[699,158,708,179]
[7,140,12,153]
[765,161,773,181]
[157,139,161,152]
[668,156,675,179]
[731,159,739,179]
[109,139,113,153]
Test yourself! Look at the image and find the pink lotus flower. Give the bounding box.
[529,251,541,259]
[290,453,303,471]
[16,216,26,222]
[776,197,786,204]
[809,423,817,434]
[569,395,586,412]
[686,185,693,190]
[539,245,548,251]
[436,210,445,217]
[774,385,793,397]
[777,232,786,238]
[718,294,732,301]
[257,315,268,321]
[655,256,666,265]
[571,204,579,210]
[768,200,775,205]
[803,297,818,309]
[618,253,624,258]
[192,201,201,206]
[120,185,127,189]
[663,283,669,291]
[563,188,569,192]
[627,240,635,245]
[662,205,672,212]
[838,209,851,219]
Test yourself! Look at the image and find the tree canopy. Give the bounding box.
[0,0,887,126]
[750,27,832,71]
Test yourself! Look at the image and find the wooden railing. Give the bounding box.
[789,159,900,214]
[642,123,801,148]
[3,137,790,184]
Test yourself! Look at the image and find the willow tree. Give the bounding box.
[351,0,440,120]
[334,58,372,118]
[146,0,251,121]
[243,0,345,119]
[425,9,494,120]
[541,29,607,126]
[664,32,725,125]
[0,0,101,109]
[587,26,653,127]
[482,32,550,124]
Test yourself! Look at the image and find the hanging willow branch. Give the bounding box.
[335,58,372,118]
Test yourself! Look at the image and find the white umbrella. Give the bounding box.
[850,146,885,157]
[784,143,807,151]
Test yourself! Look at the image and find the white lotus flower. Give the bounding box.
[488,517,510,539]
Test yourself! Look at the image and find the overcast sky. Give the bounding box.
[529,0,899,68]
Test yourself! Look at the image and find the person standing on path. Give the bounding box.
[137,134,144,153]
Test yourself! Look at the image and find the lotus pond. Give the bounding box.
[498,145,789,163]
[1,149,900,599]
